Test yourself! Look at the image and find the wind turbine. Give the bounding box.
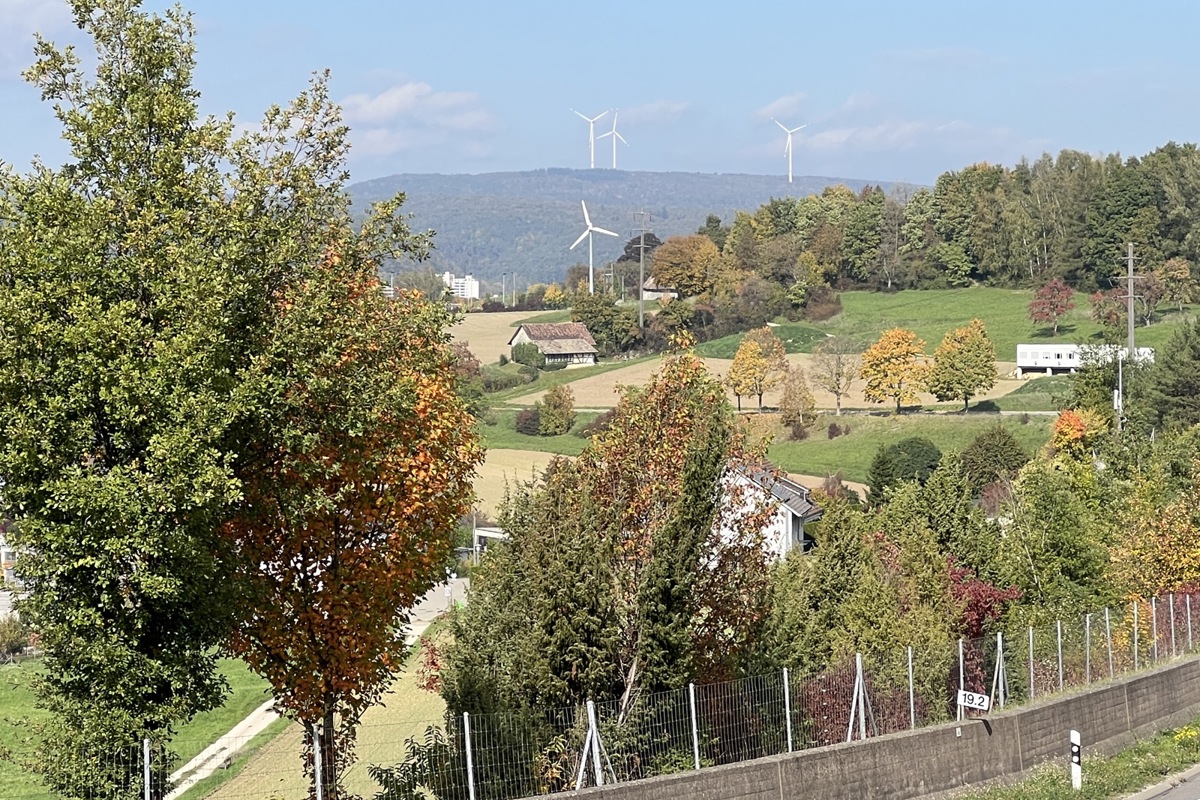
[570,200,618,294]
[572,109,609,169]
[597,109,628,169]
[773,119,807,184]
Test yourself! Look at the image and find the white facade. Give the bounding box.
[441,272,480,300]
[1015,344,1154,377]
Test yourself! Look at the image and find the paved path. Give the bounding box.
[166,577,470,799]
[1125,763,1200,800]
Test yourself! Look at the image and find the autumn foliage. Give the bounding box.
[1028,278,1075,334]
[223,246,481,788]
[860,328,929,413]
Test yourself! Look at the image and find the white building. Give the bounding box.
[1015,344,1154,377]
[441,272,481,301]
[726,464,824,561]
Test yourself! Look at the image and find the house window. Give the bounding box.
[1054,353,1061,360]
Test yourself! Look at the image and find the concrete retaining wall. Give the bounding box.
[557,658,1200,800]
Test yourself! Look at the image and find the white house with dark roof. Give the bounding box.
[729,462,824,560]
[508,322,599,367]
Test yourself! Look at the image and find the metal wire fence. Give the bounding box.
[10,592,1200,800]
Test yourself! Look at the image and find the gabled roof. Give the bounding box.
[508,322,597,347]
[738,461,824,521]
[538,338,598,356]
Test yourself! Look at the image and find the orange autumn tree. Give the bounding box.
[224,239,481,797]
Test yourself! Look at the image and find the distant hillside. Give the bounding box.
[348,169,914,290]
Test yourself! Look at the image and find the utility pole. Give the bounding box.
[633,209,654,330]
[1125,242,1137,360]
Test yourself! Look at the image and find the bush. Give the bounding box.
[498,354,508,366]
[482,370,522,393]
[0,614,28,656]
[789,422,809,441]
[539,385,576,436]
[511,342,545,369]
[576,408,617,438]
[802,286,843,322]
[828,422,842,439]
[481,300,505,312]
[518,364,539,383]
[514,408,541,436]
[543,360,567,371]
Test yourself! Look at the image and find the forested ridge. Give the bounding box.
[355,144,1200,296]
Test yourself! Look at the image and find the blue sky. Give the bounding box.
[3,0,1200,185]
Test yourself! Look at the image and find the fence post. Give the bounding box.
[1134,600,1140,670]
[1105,607,1114,678]
[907,645,915,730]
[990,631,1006,709]
[1189,595,1194,651]
[689,683,700,770]
[463,712,476,800]
[1028,626,1035,700]
[1056,620,1064,692]
[1152,597,1160,662]
[957,639,965,722]
[783,668,793,753]
[856,653,867,742]
[143,738,151,800]
[1171,593,1177,657]
[586,699,603,787]
[313,724,324,800]
[1085,613,1091,684]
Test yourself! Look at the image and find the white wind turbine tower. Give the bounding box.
[773,119,807,184]
[570,200,618,294]
[572,109,609,169]
[597,110,628,169]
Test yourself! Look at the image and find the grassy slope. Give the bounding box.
[480,410,602,456]
[767,413,1054,485]
[486,359,654,404]
[0,659,271,800]
[692,287,1196,359]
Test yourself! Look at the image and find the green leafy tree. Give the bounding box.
[959,425,1031,494]
[0,4,253,793]
[1146,318,1200,429]
[926,319,997,412]
[866,437,942,506]
[571,289,639,355]
[538,384,576,435]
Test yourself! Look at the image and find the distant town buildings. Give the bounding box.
[441,272,480,301]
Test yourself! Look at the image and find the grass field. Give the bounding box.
[201,655,447,800]
[691,288,1197,360]
[486,358,654,404]
[474,448,560,517]
[991,375,1072,412]
[766,412,1054,485]
[0,659,272,800]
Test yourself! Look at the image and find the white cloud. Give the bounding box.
[620,100,689,126]
[340,80,496,159]
[756,92,807,121]
[0,0,72,76]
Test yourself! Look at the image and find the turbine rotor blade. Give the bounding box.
[774,118,789,132]
[789,124,808,134]
[592,226,618,237]
[581,200,592,227]
[570,229,589,249]
[615,131,628,145]
[573,109,589,121]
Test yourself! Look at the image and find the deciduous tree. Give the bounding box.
[926,319,997,412]
[725,340,767,411]
[811,335,861,416]
[1156,257,1196,312]
[539,384,576,435]
[860,328,929,413]
[778,365,817,439]
[650,234,721,298]
[1028,277,1075,334]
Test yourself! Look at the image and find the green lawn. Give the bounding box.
[480,410,603,455]
[511,309,571,326]
[0,659,272,800]
[692,288,1197,361]
[990,376,1073,412]
[767,413,1054,484]
[485,357,654,404]
[694,322,827,358]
